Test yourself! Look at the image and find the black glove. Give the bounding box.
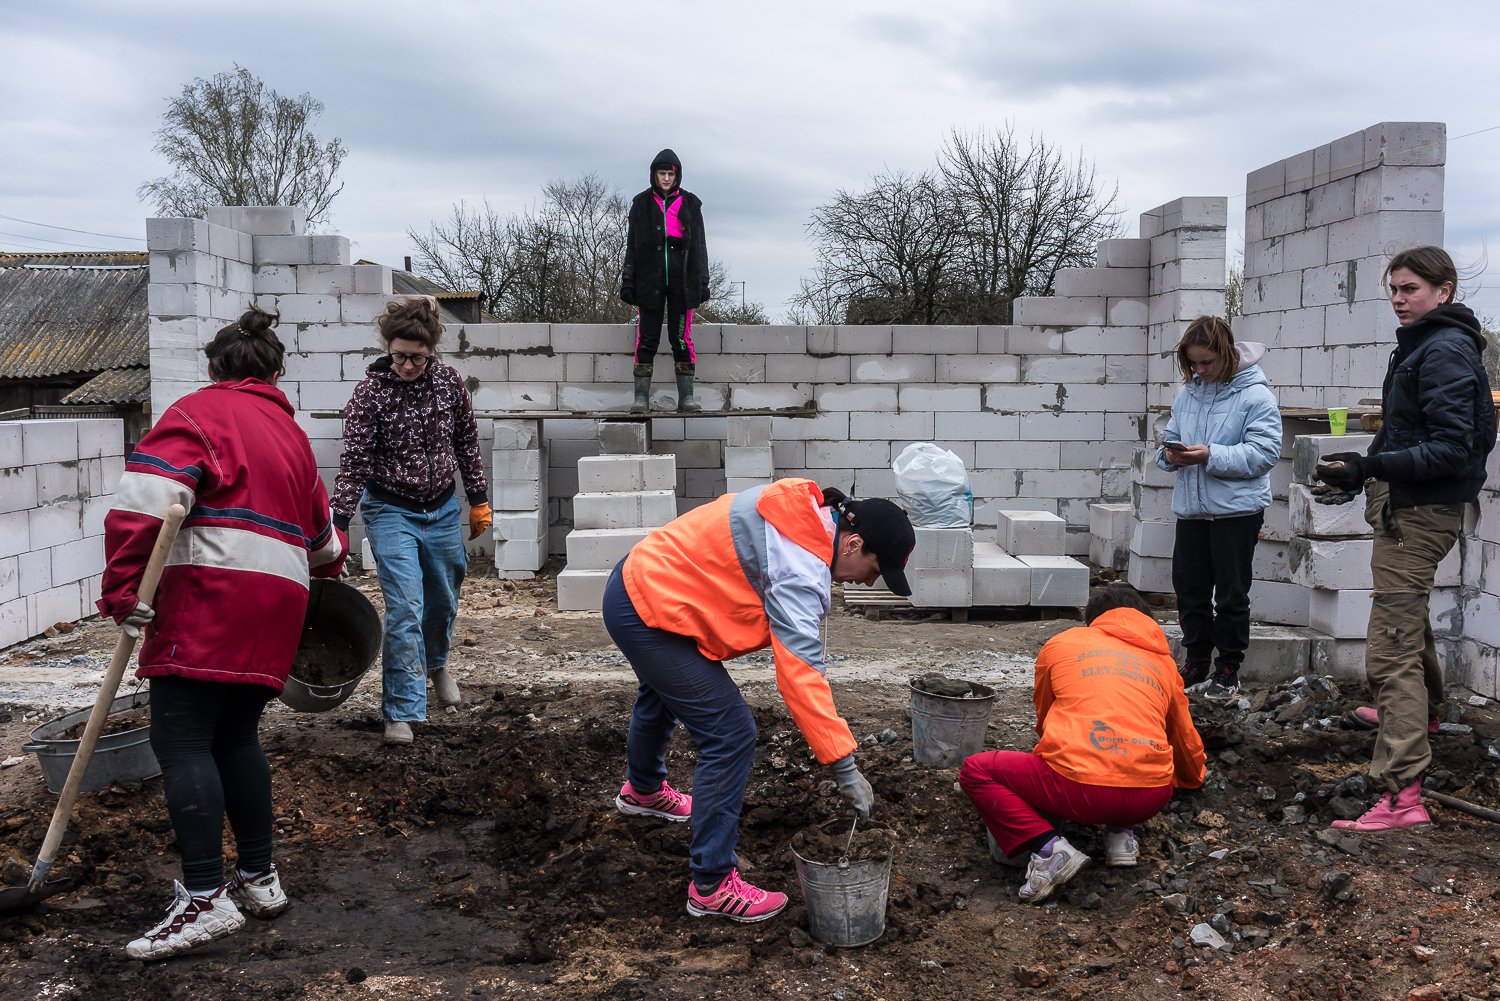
[619,283,636,307]
[1314,452,1368,493]
[1309,482,1357,506]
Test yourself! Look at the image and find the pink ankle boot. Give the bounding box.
[1330,781,1431,832]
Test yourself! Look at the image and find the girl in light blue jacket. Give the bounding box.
[1156,315,1282,699]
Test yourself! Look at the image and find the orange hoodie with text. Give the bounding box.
[1032,608,1206,790]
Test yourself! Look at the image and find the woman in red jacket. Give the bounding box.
[99,306,346,959]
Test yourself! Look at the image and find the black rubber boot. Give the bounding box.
[675,362,701,413]
[630,363,652,414]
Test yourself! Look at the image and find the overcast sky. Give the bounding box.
[5,0,1500,323]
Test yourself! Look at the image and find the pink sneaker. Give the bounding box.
[615,779,691,822]
[1345,706,1440,734]
[1330,781,1432,833]
[686,869,788,923]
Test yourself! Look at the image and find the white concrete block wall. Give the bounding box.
[0,419,124,648]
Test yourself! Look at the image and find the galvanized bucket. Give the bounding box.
[278,579,381,713]
[909,678,995,767]
[791,827,893,948]
[22,688,159,794]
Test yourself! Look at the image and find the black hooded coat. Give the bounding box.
[620,149,709,310]
[1367,302,1496,509]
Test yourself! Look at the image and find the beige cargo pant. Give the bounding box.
[1363,482,1463,790]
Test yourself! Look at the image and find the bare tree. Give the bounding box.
[1225,255,1244,319]
[410,174,761,325]
[938,127,1124,323]
[790,170,960,324]
[138,65,346,227]
[793,129,1123,324]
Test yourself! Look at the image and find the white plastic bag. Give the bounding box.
[892,443,973,527]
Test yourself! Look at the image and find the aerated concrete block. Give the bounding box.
[494,510,547,542]
[911,527,974,569]
[557,568,610,611]
[907,567,973,608]
[598,421,651,455]
[1288,537,1373,590]
[573,490,677,530]
[1310,588,1372,639]
[566,528,651,570]
[1251,578,1310,627]
[973,542,1030,606]
[1288,483,1371,538]
[1163,622,1335,684]
[1292,433,1376,484]
[578,454,676,493]
[493,461,548,510]
[496,536,547,574]
[724,446,773,480]
[998,510,1065,557]
[1018,555,1089,607]
[727,416,773,447]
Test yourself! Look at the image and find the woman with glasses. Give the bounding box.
[1155,315,1281,701]
[332,298,491,746]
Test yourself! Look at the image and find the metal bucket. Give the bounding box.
[278,579,381,713]
[22,689,159,794]
[791,830,893,948]
[909,678,995,767]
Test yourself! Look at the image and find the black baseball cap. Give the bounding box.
[842,498,916,596]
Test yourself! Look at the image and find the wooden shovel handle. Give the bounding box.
[28,504,187,891]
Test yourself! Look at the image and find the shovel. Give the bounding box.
[0,504,185,912]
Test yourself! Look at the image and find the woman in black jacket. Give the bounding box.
[1314,245,1495,832]
[620,148,709,413]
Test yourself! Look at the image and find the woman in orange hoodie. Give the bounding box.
[960,585,1206,904]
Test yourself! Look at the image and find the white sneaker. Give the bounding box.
[227,863,289,918]
[432,670,461,709]
[125,881,245,960]
[1018,837,1090,904]
[1104,828,1139,867]
[384,720,414,745]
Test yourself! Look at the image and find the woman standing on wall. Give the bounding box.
[1156,314,1282,700]
[101,306,347,959]
[1314,245,1495,832]
[620,148,710,414]
[332,298,492,746]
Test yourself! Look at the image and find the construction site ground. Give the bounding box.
[2,562,1499,1001]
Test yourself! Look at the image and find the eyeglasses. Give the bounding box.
[391,352,431,368]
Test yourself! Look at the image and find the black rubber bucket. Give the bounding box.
[278,579,381,713]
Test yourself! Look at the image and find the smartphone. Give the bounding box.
[1164,441,1189,451]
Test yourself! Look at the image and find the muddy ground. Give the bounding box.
[2,564,1500,1001]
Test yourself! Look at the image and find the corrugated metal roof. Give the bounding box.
[0,261,149,378]
[59,366,151,405]
[0,251,148,268]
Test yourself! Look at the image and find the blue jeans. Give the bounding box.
[602,561,756,885]
[362,492,467,722]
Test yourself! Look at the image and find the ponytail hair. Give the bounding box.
[204,305,285,383]
[377,297,444,351]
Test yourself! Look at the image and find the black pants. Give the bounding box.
[149,676,275,892]
[634,290,696,367]
[1172,511,1263,672]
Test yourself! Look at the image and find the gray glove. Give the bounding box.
[830,755,874,818]
[122,600,155,640]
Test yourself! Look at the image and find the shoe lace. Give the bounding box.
[720,870,765,903]
[651,782,688,809]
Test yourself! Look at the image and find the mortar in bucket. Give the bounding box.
[22,688,158,794]
[279,578,381,713]
[909,674,995,767]
[790,820,894,947]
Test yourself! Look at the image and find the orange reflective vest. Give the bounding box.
[1032,608,1206,789]
[622,478,856,764]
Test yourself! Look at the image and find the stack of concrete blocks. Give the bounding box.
[0,420,123,647]
[1236,122,1445,409]
[1088,502,1134,571]
[1454,445,1500,700]
[907,526,974,609]
[492,419,547,578]
[725,416,774,493]
[1287,433,1461,678]
[995,511,1089,608]
[556,422,678,611]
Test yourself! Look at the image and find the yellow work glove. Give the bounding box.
[468,501,493,541]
